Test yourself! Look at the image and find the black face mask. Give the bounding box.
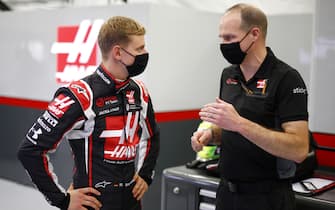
[121,48,149,77]
[220,29,254,64]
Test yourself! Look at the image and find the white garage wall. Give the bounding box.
[0,4,223,111]
[0,3,313,112]
[309,0,335,134]
[128,0,315,15]
[8,0,314,15]
[4,3,334,134]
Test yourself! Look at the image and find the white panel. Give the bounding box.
[128,0,315,15]
[266,14,313,90]
[0,3,223,112]
[147,5,223,111]
[309,0,335,134]
[0,4,151,101]
[0,4,314,114]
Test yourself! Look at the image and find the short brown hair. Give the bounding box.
[98,16,146,60]
[226,3,268,38]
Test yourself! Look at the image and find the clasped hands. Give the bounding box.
[191,97,241,152]
[199,97,241,131]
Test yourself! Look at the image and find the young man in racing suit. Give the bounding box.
[18,16,160,210]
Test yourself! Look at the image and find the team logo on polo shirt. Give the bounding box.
[293,87,307,94]
[226,78,238,85]
[256,79,267,88]
[256,79,268,95]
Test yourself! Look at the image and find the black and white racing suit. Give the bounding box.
[17,64,160,210]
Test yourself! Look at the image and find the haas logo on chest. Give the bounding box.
[99,111,140,161]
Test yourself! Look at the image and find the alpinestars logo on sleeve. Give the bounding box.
[51,19,104,83]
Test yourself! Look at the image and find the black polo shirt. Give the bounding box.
[219,47,308,181]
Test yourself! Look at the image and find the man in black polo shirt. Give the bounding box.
[191,3,309,210]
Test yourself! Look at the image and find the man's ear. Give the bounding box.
[111,45,122,60]
[251,27,261,41]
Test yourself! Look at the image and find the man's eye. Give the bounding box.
[224,36,233,41]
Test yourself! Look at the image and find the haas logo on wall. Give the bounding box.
[51,19,104,83]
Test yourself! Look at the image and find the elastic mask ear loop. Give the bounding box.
[245,41,254,53]
[121,48,135,57]
[241,28,255,53]
[119,48,131,70]
[240,29,251,42]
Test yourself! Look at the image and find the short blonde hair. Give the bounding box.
[226,3,268,38]
[98,16,146,60]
